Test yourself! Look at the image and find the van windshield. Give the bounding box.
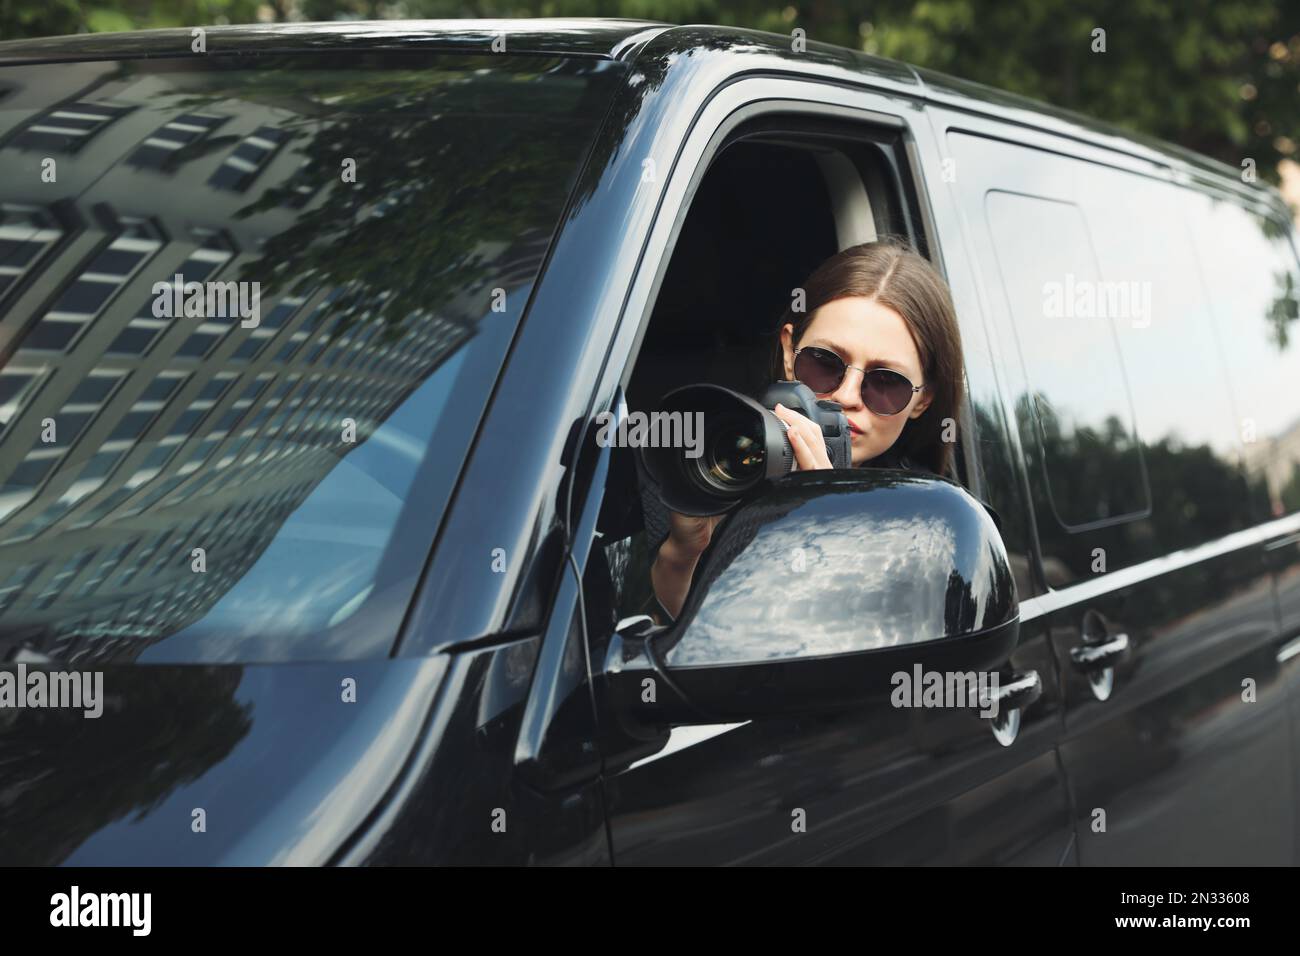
[0,52,623,663]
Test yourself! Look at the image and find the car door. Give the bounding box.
[573,75,1074,865]
[939,114,1296,864]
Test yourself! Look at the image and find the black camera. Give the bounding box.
[639,380,852,516]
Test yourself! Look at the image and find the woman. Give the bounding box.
[647,237,966,620]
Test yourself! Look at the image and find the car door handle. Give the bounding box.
[986,669,1042,714]
[983,670,1041,747]
[1069,632,1129,671]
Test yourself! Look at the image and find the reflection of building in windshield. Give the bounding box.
[0,61,551,665]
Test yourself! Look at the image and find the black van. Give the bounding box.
[0,19,1297,866]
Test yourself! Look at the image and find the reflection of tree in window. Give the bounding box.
[1266,268,1299,350]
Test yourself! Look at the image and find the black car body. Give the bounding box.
[0,18,1298,865]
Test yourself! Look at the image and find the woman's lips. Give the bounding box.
[848,420,865,435]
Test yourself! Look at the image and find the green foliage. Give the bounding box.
[859,0,1300,185]
[2,0,1298,183]
[1,0,86,38]
[1283,461,1300,513]
[0,0,262,36]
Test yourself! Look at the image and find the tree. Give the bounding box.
[2,0,1298,188]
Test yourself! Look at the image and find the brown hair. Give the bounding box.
[771,238,964,477]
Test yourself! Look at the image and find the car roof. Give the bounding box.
[0,18,673,63]
[0,18,1284,215]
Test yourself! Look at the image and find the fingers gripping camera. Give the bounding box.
[640,381,852,516]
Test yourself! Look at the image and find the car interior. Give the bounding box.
[624,131,902,416]
[622,123,961,480]
[597,124,973,616]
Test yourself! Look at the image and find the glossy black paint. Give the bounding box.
[0,658,446,864]
[1052,553,1293,864]
[1,18,1295,865]
[0,19,671,64]
[602,471,1019,724]
[674,471,1016,652]
[341,638,609,865]
[931,103,1299,865]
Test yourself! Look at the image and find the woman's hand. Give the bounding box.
[665,509,722,559]
[650,405,828,619]
[651,510,722,620]
[772,403,834,471]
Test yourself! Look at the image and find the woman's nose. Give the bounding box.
[829,367,865,411]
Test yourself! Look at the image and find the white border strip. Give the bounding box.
[1278,636,1300,665]
[626,721,750,771]
[1019,511,1300,622]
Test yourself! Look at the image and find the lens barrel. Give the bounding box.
[640,382,848,516]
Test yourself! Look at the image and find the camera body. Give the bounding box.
[640,380,853,516]
[761,380,853,471]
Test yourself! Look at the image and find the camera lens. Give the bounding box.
[642,383,810,516]
[692,416,766,493]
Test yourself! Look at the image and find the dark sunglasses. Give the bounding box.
[793,346,924,417]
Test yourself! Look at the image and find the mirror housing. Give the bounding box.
[604,470,1019,726]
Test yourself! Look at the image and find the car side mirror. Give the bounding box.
[603,469,1019,726]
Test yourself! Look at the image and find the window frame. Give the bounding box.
[600,97,941,403]
[567,78,977,631]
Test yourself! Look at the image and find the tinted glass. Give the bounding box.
[952,132,1263,586]
[0,53,622,663]
[1184,195,1300,518]
[985,189,1151,535]
[1075,166,1264,553]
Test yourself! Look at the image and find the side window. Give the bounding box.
[1076,165,1264,551]
[1183,195,1300,519]
[985,191,1151,531]
[953,131,1259,587]
[594,122,929,626]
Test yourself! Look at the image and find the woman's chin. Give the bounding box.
[851,436,881,466]
[850,445,877,467]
